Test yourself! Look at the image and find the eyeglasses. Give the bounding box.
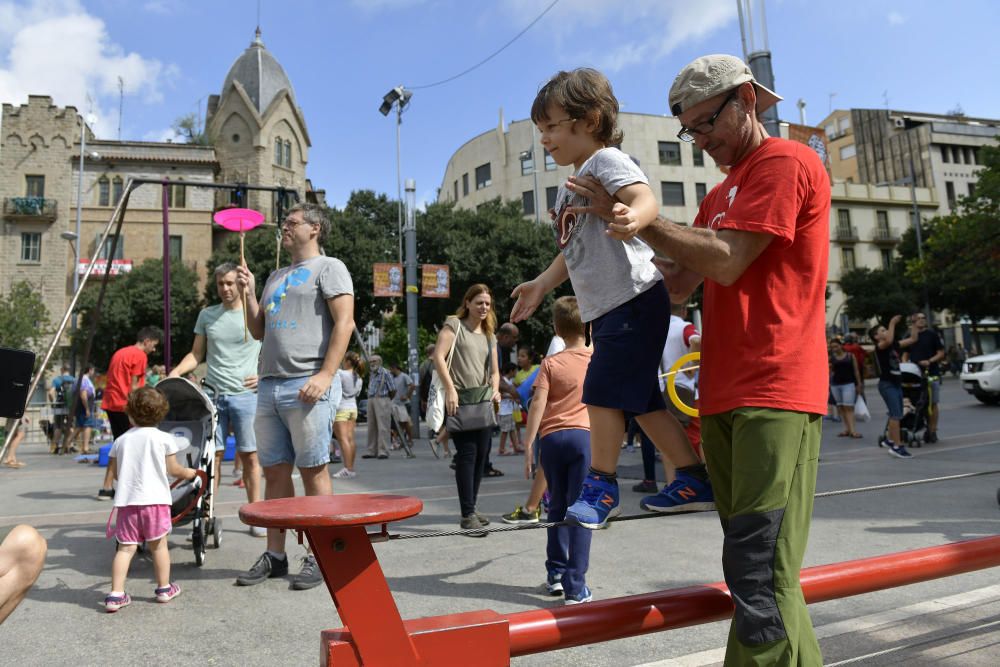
[281,217,314,230]
[537,117,577,134]
[676,89,739,143]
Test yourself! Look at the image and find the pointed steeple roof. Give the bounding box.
[221,28,295,114]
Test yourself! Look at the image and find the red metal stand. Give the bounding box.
[240,495,1000,666]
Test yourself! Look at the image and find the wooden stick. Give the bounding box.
[240,228,248,342]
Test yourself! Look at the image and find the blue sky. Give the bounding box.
[2,0,998,208]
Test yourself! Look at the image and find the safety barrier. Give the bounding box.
[239,494,1000,666]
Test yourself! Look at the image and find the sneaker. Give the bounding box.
[564,586,593,605]
[544,572,564,596]
[154,583,181,603]
[236,552,289,586]
[565,474,620,530]
[96,488,115,501]
[474,510,490,526]
[291,555,324,590]
[640,471,715,513]
[888,444,913,459]
[249,526,267,538]
[459,515,487,537]
[501,505,541,524]
[104,592,131,613]
[631,480,658,494]
[331,467,357,479]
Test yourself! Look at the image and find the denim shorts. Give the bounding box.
[255,375,340,469]
[214,391,258,453]
[582,282,669,415]
[928,378,941,405]
[829,382,857,407]
[878,380,904,420]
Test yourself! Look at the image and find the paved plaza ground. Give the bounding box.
[1,378,999,665]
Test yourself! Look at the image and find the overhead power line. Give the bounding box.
[409,0,560,90]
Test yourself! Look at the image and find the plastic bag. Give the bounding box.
[854,394,871,422]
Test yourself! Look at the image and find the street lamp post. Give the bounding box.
[70,114,96,373]
[379,86,412,266]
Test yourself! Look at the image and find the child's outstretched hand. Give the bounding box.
[510,279,544,323]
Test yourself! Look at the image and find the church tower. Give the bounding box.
[206,28,310,218]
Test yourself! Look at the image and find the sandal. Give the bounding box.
[837,431,850,437]
[849,432,863,439]
[486,467,505,477]
[3,461,25,468]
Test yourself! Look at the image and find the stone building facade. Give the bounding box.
[0,30,314,351]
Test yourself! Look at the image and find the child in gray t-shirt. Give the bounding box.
[511,68,712,530]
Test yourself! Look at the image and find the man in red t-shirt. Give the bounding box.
[96,326,162,500]
[568,55,828,665]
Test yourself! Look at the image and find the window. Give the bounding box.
[837,209,851,229]
[25,175,45,198]
[520,152,534,176]
[284,140,292,168]
[545,186,558,211]
[453,180,458,201]
[695,183,707,206]
[96,232,124,260]
[658,141,681,166]
[169,235,183,262]
[824,123,836,138]
[112,177,123,206]
[522,190,535,216]
[462,173,469,197]
[841,247,856,271]
[20,232,41,262]
[838,115,851,131]
[274,138,283,164]
[692,145,705,167]
[167,182,186,208]
[839,144,856,160]
[964,147,973,165]
[940,145,950,163]
[880,249,893,269]
[660,181,685,206]
[475,163,492,190]
[544,149,556,171]
[945,181,956,209]
[98,177,110,206]
[876,210,889,234]
[968,182,976,198]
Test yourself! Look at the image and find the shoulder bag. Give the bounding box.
[445,326,497,434]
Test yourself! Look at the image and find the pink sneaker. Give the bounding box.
[154,583,182,603]
[104,592,131,613]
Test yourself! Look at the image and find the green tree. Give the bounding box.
[172,113,209,146]
[0,280,50,353]
[838,266,919,325]
[374,312,434,368]
[74,258,202,368]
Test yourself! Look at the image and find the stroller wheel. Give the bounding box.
[212,518,223,549]
[192,522,206,567]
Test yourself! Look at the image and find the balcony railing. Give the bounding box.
[871,226,900,244]
[834,224,859,242]
[3,197,58,222]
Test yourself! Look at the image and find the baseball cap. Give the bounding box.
[669,54,782,117]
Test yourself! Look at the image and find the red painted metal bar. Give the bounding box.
[502,534,1000,657]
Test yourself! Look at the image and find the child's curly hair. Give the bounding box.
[126,386,170,427]
[531,68,624,146]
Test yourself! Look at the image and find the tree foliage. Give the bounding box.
[839,266,918,325]
[0,280,51,353]
[74,259,202,368]
[374,313,434,369]
[172,113,209,146]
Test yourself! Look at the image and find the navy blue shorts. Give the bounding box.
[582,282,669,415]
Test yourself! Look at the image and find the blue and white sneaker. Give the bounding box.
[888,444,913,459]
[565,474,620,529]
[639,470,715,513]
[545,572,564,596]
[564,586,593,605]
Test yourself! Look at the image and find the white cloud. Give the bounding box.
[142,1,170,14]
[142,126,180,143]
[501,0,737,73]
[0,0,176,138]
[887,11,906,26]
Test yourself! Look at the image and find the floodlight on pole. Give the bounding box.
[379,85,412,266]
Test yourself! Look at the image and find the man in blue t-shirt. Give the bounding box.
[900,312,945,442]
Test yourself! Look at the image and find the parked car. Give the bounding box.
[960,352,1000,405]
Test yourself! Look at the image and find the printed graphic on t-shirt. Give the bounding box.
[265,267,311,329]
[554,193,580,249]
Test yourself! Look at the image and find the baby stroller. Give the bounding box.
[158,377,221,566]
[894,362,931,448]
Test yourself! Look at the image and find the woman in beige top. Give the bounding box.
[432,284,501,533]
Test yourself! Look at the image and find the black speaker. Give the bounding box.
[0,347,35,419]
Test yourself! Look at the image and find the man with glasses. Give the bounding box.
[900,312,945,442]
[234,203,355,591]
[567,54,829,664]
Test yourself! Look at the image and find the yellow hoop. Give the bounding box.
[666,352,700,418]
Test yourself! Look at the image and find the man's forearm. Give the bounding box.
[640,218,732,283]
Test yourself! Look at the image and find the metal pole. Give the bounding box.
[72,116,86,373]
[162,182,172,372]
[531,126,540,224]
[908,155,932,324]
[395,102,404,268]
[404,179,420,432]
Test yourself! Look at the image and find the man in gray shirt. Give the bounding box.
[234,203,354,591]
